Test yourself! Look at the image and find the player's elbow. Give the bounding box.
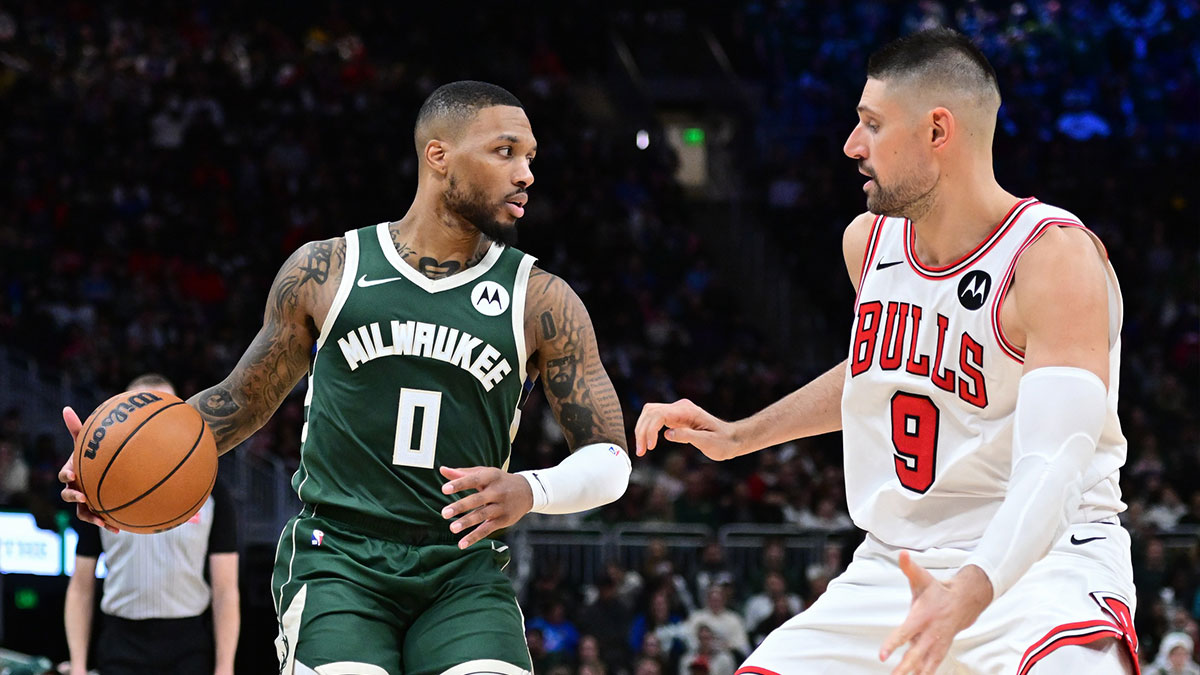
[598,453,632,506]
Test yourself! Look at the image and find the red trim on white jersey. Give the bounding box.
[903,198,1038,279]
[855,214,887,308]
[735,666,782,675]
[1016,594,1140,675]
[990,217,1087,363]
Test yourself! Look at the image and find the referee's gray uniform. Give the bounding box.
[74,481,237,674]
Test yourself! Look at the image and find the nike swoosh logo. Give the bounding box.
[876,260,904,270]
[357,274,406,288]
[1070,535,1106,545]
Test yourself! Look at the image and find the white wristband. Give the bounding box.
[518,442,631,515]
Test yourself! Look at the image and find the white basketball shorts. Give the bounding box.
[737,520,1138,674]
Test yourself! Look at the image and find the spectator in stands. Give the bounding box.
[526,627,556,675]
[745,538,806,600]
[0,436,30,506]
[742,571,803,638]
[578,634,608,675]
[749,594,797,648]
[629,588,689,663]
[578,575,633,669]
[685,584,750,661]
[692,539,736,605]
[634,656,664,675]
[527,596,581,660]
[678,624,737,675]
[1146,631,1200,675]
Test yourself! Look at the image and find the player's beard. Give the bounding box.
[866,165,938,221]
[445,174,518,247]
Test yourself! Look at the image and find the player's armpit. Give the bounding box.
[526,267,627,450]
[189,238,346,454]
[1009,226,1110,386]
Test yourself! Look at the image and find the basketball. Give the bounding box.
[72,390,219,534]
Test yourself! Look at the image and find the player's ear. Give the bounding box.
[930,107,953,149]
[424,139,450,175]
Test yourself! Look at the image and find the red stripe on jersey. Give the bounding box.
[735,667,783,675]
[990,218,1086,363]
[855,214,887,308]
[1016,624,1130,675]
[903,197,1038,279]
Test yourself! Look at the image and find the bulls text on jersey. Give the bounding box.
[337,320,512,391]
[850,301,988,409]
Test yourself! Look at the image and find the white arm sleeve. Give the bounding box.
[963,367,1107,597]
[518,442,632,515]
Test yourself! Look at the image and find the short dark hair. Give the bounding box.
[414,80,523,140]
[867,27,999,102]
[127,373,174,392]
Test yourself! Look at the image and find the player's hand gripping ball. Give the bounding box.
[71,391,218,533]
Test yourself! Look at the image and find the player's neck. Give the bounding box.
[388,203,492,278]
[908,178,1019,268]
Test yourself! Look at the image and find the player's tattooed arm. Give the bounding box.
[527,267,627,450]
[189,238,345,454]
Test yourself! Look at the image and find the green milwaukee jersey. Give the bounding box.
[294,223,535,530]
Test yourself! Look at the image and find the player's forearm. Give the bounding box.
[964,368,1105,597]
[211,584,240,670]
[730,359,846,453]
[63,580,94,668]
[188,349,303,455]
[188,381,270,456]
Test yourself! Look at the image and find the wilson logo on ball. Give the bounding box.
[83,392,164,460]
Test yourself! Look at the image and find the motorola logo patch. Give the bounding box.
[471,280,510,316]
[957,270,991,310]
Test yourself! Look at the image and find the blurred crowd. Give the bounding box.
[0,1,1196,672]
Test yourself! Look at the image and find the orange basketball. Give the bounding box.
[72,390,218,534]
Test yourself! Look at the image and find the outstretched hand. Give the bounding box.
[57,406,119,533]
[634,398,740,461]
[880,552,993,675]
[440,466,534,549]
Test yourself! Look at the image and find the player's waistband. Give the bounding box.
[302,503,461,546]
[861,516,1126,569]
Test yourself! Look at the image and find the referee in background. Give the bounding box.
[62,374,240,675]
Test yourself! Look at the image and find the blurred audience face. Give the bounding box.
[579,634,601,664]
[641,632,662,659]
[705,584,727,612]
[634,657,662,675]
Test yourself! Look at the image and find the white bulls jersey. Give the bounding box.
[841,197,1128,551]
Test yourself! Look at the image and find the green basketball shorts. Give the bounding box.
[271,505,532,675]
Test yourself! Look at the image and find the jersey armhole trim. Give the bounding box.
[512,255,537,383]
[990,218,1085,364]
[854,214,887,308]
[315,229,360,350]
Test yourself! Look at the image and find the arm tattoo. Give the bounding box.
[529,268,626,450]
[188,238,342,453]
[196,388,241,443]
[546,354,576,399]
[540,311,557,340]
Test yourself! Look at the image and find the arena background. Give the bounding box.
[0,1,1196,673]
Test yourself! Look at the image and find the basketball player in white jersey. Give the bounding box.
[636,27,1138,675]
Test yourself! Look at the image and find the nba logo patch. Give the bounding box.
[607,445,621,457]
[311,529,325,547]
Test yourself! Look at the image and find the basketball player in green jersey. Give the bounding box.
[59,81,632,675]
